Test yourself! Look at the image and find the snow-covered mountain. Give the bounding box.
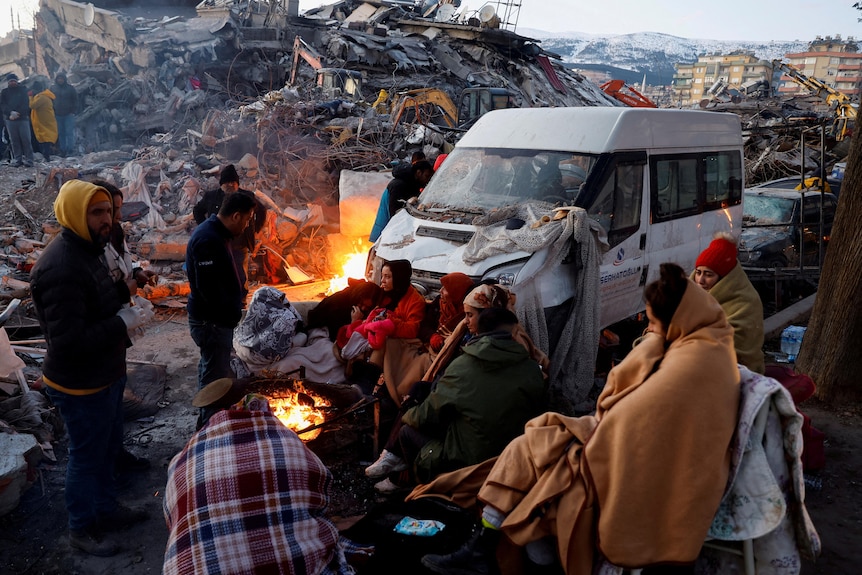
[519,29,809,85]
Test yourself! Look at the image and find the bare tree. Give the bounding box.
[795,130,862,403]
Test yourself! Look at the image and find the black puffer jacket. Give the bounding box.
[30,228,129,392]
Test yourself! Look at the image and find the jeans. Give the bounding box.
[189,319,235,427]
[46,378,125,530]
[3,118,33,164]
[189,319,235,390]
[56,114,76,156]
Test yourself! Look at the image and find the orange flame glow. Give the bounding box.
[327,252,369,295]
[269,384,332,441]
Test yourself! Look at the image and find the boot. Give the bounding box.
[421,526,501,575]
[70,525,119,557]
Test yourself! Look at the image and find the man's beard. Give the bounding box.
[90,225,112,248]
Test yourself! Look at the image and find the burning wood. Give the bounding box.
[267,382,332,441]
[328,251,370,294]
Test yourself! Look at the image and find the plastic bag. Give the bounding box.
[393,517,445,537]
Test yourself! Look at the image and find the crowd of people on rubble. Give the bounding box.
[26,150,818,575]
[1,72,78,165]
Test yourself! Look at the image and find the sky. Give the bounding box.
[1,0,859,42]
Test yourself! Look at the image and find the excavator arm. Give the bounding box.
[289,35,325,86]
[600,79,657,108]
[773,59,857,139]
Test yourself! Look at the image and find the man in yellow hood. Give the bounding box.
[30,180,150,557]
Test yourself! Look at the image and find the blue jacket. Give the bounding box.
[369,188,390,242]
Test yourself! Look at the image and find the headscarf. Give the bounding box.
[53,179,111,243]
[438,272,475,331]
[231,393,272,414]
[463,283,516,312]
[382,259,413,310]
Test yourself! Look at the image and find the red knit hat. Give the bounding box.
[695,236,738,278]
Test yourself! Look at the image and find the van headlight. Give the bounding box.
[494,273,516,286]
[482,261,527,286]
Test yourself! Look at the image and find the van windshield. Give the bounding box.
[418,148,596,213]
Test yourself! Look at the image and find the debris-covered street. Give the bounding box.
[1,0,862,573]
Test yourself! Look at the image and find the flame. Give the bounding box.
[269,383,332,441]
[327,251,369,294]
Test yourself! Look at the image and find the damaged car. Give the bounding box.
[738,188,837,268]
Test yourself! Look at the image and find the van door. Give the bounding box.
[583,154,648,327]
[647,151,742,282]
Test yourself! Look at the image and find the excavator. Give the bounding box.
[389,86,515,129]
[600,79,657,108]
[773,59,857,141]
[288,35,363,100]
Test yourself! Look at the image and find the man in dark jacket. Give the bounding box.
[369,159,434,241]
[193,164,266,295]
[0,73,34,167]
[30,180,150,557]
[186,192,256,425]
[51,73,78,156]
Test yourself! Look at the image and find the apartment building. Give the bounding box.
[672,51,772,107]
[779,36,862,97]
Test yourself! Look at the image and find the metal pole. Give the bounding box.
[798,129,804,277]
[819,125,826,269]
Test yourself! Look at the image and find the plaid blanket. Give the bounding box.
[163,409,354,575]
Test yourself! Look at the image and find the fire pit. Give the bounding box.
[243,373,369,443]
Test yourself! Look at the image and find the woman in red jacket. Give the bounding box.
[363,259,425,405]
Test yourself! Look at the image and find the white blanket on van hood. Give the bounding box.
[463,204,608,414]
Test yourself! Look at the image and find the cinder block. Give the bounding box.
[0,433,41,516]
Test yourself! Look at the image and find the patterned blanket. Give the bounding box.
[163,409,354,575]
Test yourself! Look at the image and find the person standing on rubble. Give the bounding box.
[51,73,78,157]
[98,180,157,475]
[30,180,150,557]
[193,164,266,296]
[369,159,434,242]
[0,73,35,167]
[186,191,257,428]
[28,81,58,159]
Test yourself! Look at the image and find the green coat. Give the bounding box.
[402,333,545,482]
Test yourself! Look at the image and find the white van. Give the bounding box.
[372,107,744,334]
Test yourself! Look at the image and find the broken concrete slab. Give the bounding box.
[0,432,41,517]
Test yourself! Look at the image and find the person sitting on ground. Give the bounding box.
[163,391,356,575]
[367,307,545,494]
[369,160,434,242]
[414,263,740,575]
[306,278,383,343]
[425,282,549,386]
[692,232,765,373]
[383,272,476,400]
[346,260,426,405]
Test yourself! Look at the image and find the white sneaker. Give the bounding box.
[364,449,407,478]
[374,477,401,494]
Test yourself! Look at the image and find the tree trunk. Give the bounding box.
[795,132,862,403]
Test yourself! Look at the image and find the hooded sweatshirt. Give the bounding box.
[29,89,58,144]
[30,180,128,394]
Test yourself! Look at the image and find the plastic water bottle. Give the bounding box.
[780,326,806,362]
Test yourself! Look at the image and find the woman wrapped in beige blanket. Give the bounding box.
[413,263,741,575]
